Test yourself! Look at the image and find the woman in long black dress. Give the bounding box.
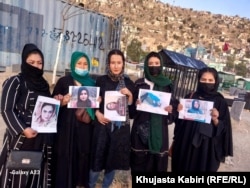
[89,49,135,188]
[171,67,233,172]
[0,43,53,187]
[52,51,95,188]
[130,51,179,173]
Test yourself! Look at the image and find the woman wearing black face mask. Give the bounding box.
[130,52,179,173]
[0,43,54,188]
[171,67,233,172]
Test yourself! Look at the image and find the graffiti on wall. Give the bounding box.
[0,1,121,73]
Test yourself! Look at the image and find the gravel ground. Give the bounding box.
[1,100,250,188]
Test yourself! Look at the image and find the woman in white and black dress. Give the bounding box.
[0,43,54,187]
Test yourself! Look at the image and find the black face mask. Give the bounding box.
[148,66,161,76]
[197,82,215,94]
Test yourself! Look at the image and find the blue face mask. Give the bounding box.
[75,67,89,76]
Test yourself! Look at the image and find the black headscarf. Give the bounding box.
[196,67,221,99]
[194,67,233,162]
[20,43,50,94]
[76,87,92,107]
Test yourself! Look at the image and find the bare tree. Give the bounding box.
[52,0,86,85]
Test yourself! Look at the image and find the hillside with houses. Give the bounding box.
[80,0,250,76]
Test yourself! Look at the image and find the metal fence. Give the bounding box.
[163,65,199,100]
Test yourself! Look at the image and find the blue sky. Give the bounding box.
[160,0,250,19]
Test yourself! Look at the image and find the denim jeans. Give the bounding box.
[89,169,115,188]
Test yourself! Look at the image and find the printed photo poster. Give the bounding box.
[31,96,60,133]
[136,89,171,115]
[104,91,126,121]
[67,86,100,108]
[178,99,214,123]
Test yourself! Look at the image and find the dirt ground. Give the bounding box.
[0,108,250,188]
[93,107,250,187]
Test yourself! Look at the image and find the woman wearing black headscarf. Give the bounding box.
[171,67,233,172]
[130,51,179,173]
[0,43,53,187]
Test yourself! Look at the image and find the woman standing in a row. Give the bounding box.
[130,51,179,173]
[0,43,53,187]
[89,49,135,188]
[52,51,95,188]
[171,67,233,172]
